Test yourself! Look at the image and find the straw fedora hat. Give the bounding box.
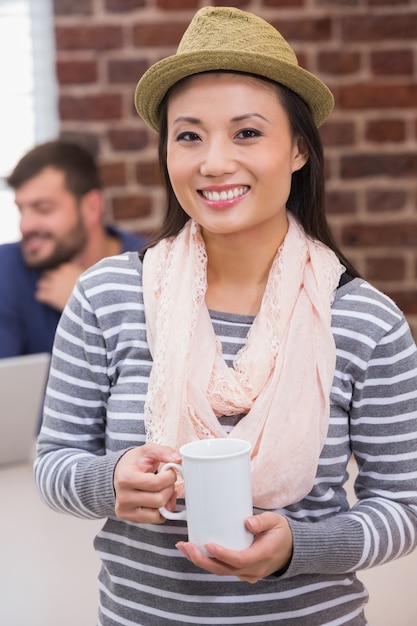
[135,6,334,132]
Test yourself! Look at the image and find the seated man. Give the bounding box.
[0,139,147,357]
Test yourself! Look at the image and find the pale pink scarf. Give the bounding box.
[142,216,343,509]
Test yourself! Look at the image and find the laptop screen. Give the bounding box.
[0,353,50,466]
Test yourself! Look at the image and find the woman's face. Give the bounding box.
[166,72,308,244]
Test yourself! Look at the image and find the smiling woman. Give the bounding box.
[0,0,58,243]
[33,7,417,626]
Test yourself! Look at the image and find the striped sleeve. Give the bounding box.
[285,280,417,577]
[34,252,149,519]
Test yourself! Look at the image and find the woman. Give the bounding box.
[35,7,417,625]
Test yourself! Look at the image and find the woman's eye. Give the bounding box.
[236,128,262,139]
[176,131,201,142]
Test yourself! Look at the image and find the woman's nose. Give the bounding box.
[199,138,237,177]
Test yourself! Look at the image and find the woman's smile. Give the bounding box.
[198,185,250,208]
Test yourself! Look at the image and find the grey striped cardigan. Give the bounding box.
[35,251,417,626]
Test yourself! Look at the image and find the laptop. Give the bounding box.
[0,353,51,466]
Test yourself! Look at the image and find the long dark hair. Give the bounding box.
[151,72,359,278]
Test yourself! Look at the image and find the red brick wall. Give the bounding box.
[53,0,417,333]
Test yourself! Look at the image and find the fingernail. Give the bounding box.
[177,542,193,559]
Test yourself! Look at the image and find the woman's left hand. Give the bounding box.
[176,512,293,583]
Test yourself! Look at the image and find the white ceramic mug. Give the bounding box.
[159,438,254,554]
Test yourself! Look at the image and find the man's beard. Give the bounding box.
[21,217,88,271]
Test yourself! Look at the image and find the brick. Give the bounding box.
[108,59,149,84]
[384,290,417,316]
[135,161,162,186]
[317,51,361,75]
[365,120,406,143]
[341,222,417,247]
[368,0,411,5]
[105,0,146,10]
[262,0,304,6]
[60,132,100,157]
[341,14,417,41]
[212,0,250,6]
[55,26,123,51]
[112,195,153,220]
[341,153,417,178]
[316,0,360,5]
[59,95,122,121]
[320,121,355,146]
[325,190,357,214]
[54,0,93,15]
[156,0,199,9]
[295,51,308,69]
[370,50,414,76]
[365,257,405,280]
[133,22,188,47]
[323,156,331,180]
[271,18,332,42]
[366,189,407,212]
[100,162,127,187]
[108,129,149,151]
[57,60,97,84]
[338,84,417,110]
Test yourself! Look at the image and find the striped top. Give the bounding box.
[35,251,417,626]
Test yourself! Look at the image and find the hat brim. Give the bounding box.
[135,50,334,132]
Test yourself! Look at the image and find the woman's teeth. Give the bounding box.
[201,186,248,201]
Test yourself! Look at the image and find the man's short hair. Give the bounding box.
[7,139,102,200]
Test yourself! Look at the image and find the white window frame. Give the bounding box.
[0,0,58,243]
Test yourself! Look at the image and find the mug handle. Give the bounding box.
[158,462,187,520]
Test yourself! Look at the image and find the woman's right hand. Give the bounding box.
[113,443,180,524]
